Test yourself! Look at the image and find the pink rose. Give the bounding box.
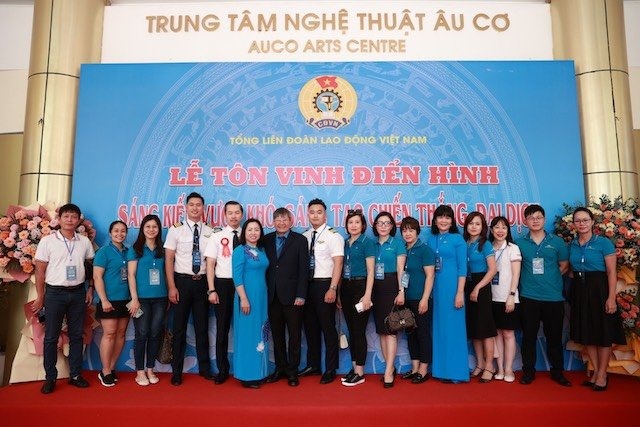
[3,237,16,248]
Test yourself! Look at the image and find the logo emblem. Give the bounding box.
[298,75,357,130]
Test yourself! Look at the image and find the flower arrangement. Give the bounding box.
[553,195,640,269]
[0,204,96,283]
[616,286,640,338]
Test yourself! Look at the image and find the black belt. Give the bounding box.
[46,284,85,291]
[312,278,332,283]
[175,273,204,280]
[215,277,233,281]
[343,276,366,281]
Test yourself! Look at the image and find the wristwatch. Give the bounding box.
[329,285,337,291]
[207,289,217,296]
[509,291,516,296]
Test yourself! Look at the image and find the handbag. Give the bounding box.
[157,328,173,364]
[384,305,416,333]
[337,311,349,349]
[156,307,174,364]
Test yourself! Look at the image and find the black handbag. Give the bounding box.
[384,305,416,333]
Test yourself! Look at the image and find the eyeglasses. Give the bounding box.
[573,218,592,224]
[526,215,545,222]
[347,209,362,214]
[376,220,393,227]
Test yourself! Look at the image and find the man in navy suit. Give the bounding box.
[264,207,309,386]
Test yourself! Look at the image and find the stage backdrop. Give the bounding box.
[73,61,585,375]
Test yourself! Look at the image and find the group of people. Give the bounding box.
[31,197,625,394]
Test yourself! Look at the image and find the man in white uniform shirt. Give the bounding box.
[300,199,344,384]
[204,200,244,385]
[164,192,213,385]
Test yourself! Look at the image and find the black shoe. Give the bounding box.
[214,372,228,385]
[241,380,260,389]
[401,371,417,380]
[287,376,299,387]
[265,371,285,383]
[519,374,534,385]
[41,379,55,394]
[592,377,608,392]
[68,375,89,388]
[171,374,182,386]
[342,373,365,387]
[320,370,336,384]
[111,370,118,382]
[551,374,571,387]
[383,378,394,388]
[98,371,116,387]
[200,371,215,381]
[341,369,356,382]
[411,373,431,384]
[581,380,595,387]
[298,366,321,377]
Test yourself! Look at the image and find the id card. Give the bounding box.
[343,263,351,279]
[400,272,410,288]
[491,272,500,285]
[375,262,385,280]
[149,268,160,285]
[120,266,128,282]
[66,265,77,281]
[435,256,442,271]
[532,257,544,275]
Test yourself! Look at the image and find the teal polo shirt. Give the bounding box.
[405,239,435,300]
[375,236,406,273]
[569,235,615,272]
[516,232,568,302]
[94,243,130,301]
[126,246,167,299]
[343,234,376,278]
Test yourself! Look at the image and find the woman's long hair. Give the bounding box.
[133,214,164,258]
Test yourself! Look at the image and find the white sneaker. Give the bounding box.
[504,372,515,383]
[494,372,505,380]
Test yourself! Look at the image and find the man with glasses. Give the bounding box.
[516,204,571,387]
[263,207,310,386]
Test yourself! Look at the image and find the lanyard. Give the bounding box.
[109,242,127,262]
[435,232,447,254]
[61,232,76,261]
[575,234,595,270]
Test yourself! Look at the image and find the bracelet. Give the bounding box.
[509,291,516,296]
[207,289,217,296]
[329,285,337,291]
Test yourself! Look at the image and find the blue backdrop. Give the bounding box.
[73,61,585,375]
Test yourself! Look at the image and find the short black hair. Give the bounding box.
[186,192,204,205]
[308,198,326,210]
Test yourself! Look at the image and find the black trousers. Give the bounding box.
[269,297,303,378]
[212,277,235,375]
[171,274,211,374]
[340,278,370,366]
[303,279,338,372]
[406,299,433,364]
[520,296,565,376]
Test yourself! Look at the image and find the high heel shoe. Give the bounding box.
[593,377,608,392]
[581,380,595,387]
[382,369,396,388]
[470,365,483,378]
[479,369,494,383]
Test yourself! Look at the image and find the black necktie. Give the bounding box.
[233,230,239,249]
[192,224,200,274]
[309,230,317,277]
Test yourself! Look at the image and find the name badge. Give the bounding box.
[66,265,77,281]
[491,272,500,285]
[400,272,410,288]
[435,256,442,271]
[343,263,351,279]
[149,268,160,285]
[120,266,128,282]
[532,257,544,275]
[375,262,385,280]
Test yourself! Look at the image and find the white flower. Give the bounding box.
[256,341,265,352]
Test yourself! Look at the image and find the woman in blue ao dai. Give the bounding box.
[232,219,270,388]
[427,205,469,383]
